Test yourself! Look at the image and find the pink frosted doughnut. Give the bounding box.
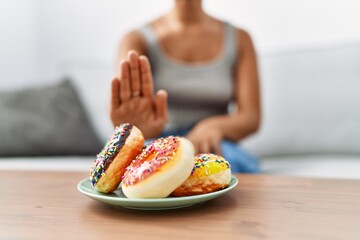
[122,136,194,198]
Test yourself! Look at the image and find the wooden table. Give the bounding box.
[1,171,359,240]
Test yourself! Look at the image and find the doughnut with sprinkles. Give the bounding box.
[89,123,144,193]
[122,136,195,199]
[171,153,232,196]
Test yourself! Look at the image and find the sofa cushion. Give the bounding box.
[0,79,102,156]
[0,155,358,180]
[242,43,360,157]
[0,156,94,172]
[261,155,360,179]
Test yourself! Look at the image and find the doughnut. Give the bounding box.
[122,136,195,198]
[90,123,144,193]
[171,153,231,196]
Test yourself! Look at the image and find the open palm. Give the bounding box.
[110,51,168,139]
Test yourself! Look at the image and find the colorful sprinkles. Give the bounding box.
[191,153,231,177]
[122,136,179,186]
[89,123,132,186]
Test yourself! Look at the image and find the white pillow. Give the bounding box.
[242,44,360,157]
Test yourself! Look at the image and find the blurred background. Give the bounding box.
[1,0,360,87]
[1,0,360,178]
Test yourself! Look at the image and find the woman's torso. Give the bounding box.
[139,19,238,131]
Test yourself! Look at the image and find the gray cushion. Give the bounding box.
[0,79,102,156]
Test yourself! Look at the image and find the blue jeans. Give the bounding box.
[145,126,260,173]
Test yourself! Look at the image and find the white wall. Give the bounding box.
[1,0,360,89]
[36,0,172,80]
[0,0,40,89]
[205,0,360,51]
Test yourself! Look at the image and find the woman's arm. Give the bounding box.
[186,29,261,153]
[214,29,261,140]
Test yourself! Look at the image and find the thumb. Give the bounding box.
[154,89,168,120]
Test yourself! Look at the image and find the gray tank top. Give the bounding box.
[139,22,237,131]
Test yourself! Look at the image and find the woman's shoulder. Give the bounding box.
[118,18,162,55]
[118,29,148,56]
[230,24,255,51]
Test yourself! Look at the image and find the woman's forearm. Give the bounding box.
[203,110,260,142]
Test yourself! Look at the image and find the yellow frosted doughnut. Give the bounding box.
[172,153,231,196]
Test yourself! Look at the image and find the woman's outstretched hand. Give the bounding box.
[110,51,168,139]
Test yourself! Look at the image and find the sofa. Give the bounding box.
[1,42,359,179]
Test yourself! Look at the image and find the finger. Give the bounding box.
[119,60,131,102]
[194,143,199,155]
[199,141,211,154]
[127,51,141,96]
[110,77,121,108]
[211,139,222,155]
[139,55,154,97]
[191,140,199,155]
[154,90,168,120]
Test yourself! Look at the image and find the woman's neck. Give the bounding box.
[170,0,206,24]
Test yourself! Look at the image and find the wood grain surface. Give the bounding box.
[1,171,359,240]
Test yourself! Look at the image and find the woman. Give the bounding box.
[109,0,261,173]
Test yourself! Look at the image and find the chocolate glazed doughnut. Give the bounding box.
[90,123,144,193]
